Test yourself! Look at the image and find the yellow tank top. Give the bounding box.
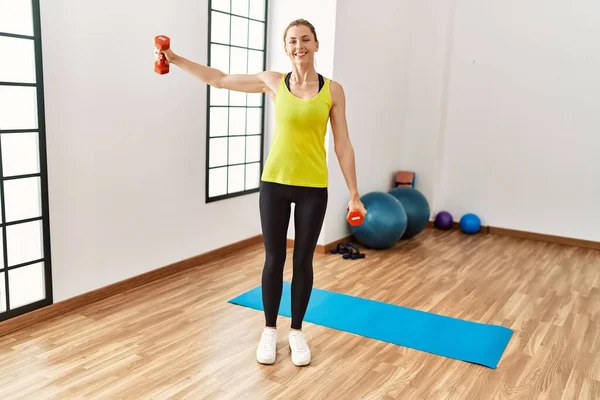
[261,74,332,188]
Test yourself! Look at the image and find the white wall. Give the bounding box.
[264,0,337,245]
[323,0,411,243]
[432,0,600,241]
[401,1,457,211]
[40,0,599,304]
[328,0,600,243]
[41,0,262,302]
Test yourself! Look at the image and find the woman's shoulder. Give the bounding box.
[259,71,285,83]
[326,78,345,103]
[320,75,342,90]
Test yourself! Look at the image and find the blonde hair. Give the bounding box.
[283,19,318,42]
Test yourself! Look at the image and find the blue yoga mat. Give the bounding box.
[228,281,513,369]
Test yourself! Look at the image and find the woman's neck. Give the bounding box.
[290,63,318,85]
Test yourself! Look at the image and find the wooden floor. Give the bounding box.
[1,229,599,399]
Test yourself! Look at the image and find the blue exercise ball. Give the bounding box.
[388,187,431,239]
[349,191,407,249]
[460,213,481,234]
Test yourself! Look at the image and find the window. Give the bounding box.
[0,0,53,321]
[206,0,268,202]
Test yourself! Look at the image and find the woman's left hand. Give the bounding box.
[347,196,367,217]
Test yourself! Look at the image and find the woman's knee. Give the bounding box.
[292,254,313,274]
[264,251,286,274]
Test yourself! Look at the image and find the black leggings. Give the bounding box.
[259,181,328,330]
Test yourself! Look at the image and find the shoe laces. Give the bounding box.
[261,330,277,351]
[289,331,308,352]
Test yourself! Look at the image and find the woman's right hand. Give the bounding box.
[155,47,177,64]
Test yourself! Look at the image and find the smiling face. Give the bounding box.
[283,21,319,66]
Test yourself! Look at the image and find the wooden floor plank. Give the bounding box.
[0,229,599,399]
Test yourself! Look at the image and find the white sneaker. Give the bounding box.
[288,330,311,366]
[256,328,277,365]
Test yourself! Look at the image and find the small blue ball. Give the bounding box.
[459,213,481,234]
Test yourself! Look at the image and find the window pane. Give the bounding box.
[1,132,40,176]
[209,107,228,137]
[246,136,261,163]
[0,0,33,36]
[229,108,246,135]
[247,93,262,106]
[211,11,230,44]
[209,138,228,167]
[249,0,266,21]
[7,220,43,267]
[211,0,230,13]
[228,136,245,165]
[231,16,248,48]
[0,273,5,312]
[246,108,262,134]
[209,44,229,74]
[207,0,266,201]
[0,37,36,84]
[9,262,45,309]
[229,91,246,106]
[210,87,228,106]
[0,86,38,130]
[245,162,260,189]
[247,50,263,74]
[248,21,265,50]
[209,167,227,197]
[4,177,41,223]
[231,0,249,17]
[230,47,247,75]
[228,165,245,193]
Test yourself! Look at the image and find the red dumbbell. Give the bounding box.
[154,35,170,75]
[347,209,364,226]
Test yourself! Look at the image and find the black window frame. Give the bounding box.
[205,0,269,203]
[0,0,54,322]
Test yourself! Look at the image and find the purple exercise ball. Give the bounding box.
[434,211,453,230]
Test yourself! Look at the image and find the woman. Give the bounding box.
[157,19,366,367]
